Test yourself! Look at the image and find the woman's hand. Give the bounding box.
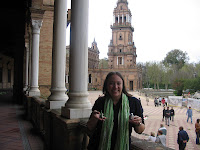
[129,115,142,126]
[87,110,106,131]
[129,115,145,134]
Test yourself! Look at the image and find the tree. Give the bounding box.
[162,66,173,89]
[99,58,108,69]
[163,49,189,70]
[172,79,184,96]
[145,62,162,90]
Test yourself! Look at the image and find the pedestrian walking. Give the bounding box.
[165,107,170,126]
[170,107,175,121]
[155,130,166,146]
[186,106,193,123]
[162,107,166,121]
[195,119,200,144]
[165,97,168,106]
[154,97,158,107]
[159,97,162,106]
[177,126,189,150]
[146,96,149,106]
[161,98,165,107]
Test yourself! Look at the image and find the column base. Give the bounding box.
[46,100,66,109]
[28,90,40,97]
[61,106,92,119]
[23,86,28,92]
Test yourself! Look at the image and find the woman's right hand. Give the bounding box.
[91,110,106,121]
[87,110,106,131]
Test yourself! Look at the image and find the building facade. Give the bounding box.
[88,0,142,91]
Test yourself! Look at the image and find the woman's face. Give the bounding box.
[107,74,123,100]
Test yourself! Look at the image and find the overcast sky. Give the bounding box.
[67,0,200,64]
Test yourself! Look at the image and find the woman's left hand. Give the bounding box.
[129,115,142,126]
[129,115,145,134]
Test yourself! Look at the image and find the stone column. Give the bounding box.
[46,0,68,109]
[28,20,42,96]
[23,43,29,92]
[113,15,115,24]
[62,0,92,119]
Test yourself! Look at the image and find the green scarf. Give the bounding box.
[98,93,130,150]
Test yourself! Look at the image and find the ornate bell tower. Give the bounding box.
[108,0,137,69]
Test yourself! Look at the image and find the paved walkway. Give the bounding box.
[0,93,44,150]
[88,91,200,150]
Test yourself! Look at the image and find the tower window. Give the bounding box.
[119,34,122,40]
[118,57,122,65]
[115,17,118,23]
[121,6,123,10]
[119,49,122,52]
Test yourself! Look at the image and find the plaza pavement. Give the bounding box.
[88,91,200,150]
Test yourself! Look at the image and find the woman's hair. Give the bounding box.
[197,119,200,123]
[102,72,131,97]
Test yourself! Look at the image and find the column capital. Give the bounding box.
[25,43,29,52]
[32,20,43,34]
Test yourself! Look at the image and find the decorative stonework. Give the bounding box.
[32,20,43,34]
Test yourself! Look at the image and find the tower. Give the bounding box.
[108,0,137,69]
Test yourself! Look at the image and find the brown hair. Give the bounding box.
[158,130,163,135]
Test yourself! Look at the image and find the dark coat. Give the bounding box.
[87,96,144,150]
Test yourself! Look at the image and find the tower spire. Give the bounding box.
[117,0,128,4]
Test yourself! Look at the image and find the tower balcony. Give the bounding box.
[107,51,136,56]
[111,23,134,32]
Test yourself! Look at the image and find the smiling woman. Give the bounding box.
[87,72,145,150]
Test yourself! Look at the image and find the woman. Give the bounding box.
[195,119,200,144]
[87,72,145,150]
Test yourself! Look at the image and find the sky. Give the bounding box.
[66,0,200,64]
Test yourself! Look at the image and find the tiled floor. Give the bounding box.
[0,93,44,150]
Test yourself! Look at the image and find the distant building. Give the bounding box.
[66,0,142,91]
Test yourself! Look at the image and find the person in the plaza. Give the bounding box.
[170,107,175,121]
[154,97,158,107]
[186,106,193,123]
[161,97,165,107]
[159,97,162,106]
[147,132,156,142]
[87,72,145,150]
[158,124,167,135]
[165,97,168,106]
[155,130,166,146]
[195,119,200,144]
[165,107,171,126]
[162,107,166,121]
[177,126,189,150]
[146,96,149,106]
